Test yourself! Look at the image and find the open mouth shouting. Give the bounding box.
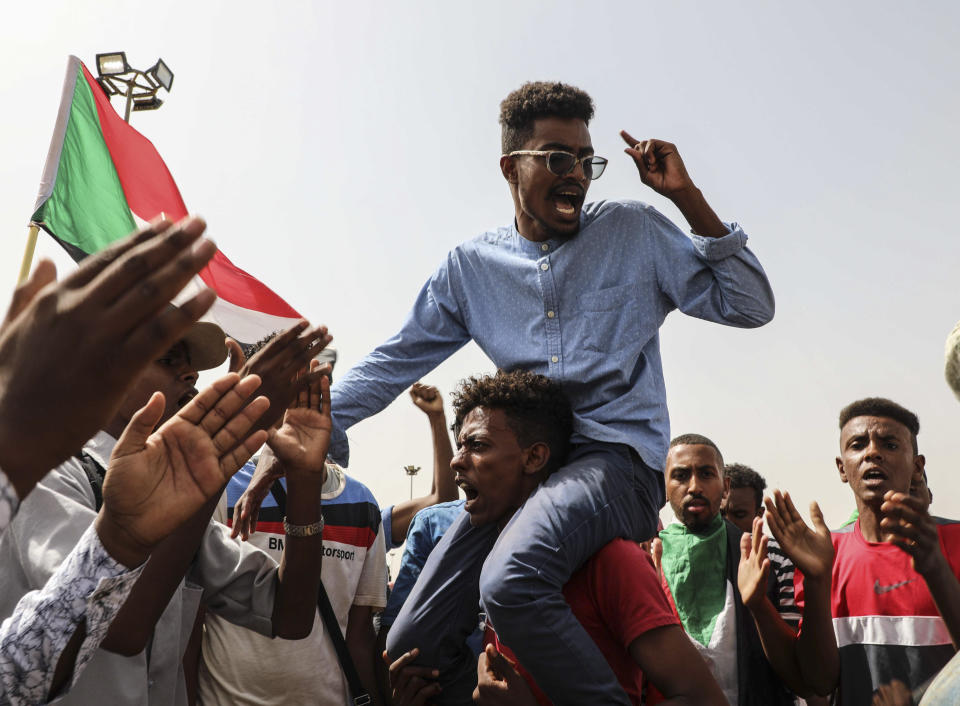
[177,387,199,409]
[861,467,888,489]
[456,474,480,511]
[550,183,584,219]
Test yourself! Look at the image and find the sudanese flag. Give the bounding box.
[30,55,302,346]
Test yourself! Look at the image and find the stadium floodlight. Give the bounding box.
[96,52,129,76]
[150,59,174,92]
[94,51,174,123]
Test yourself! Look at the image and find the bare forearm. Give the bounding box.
[795,577,839,696]
[102,493,219,655]
[923,559,960,649]
[746,598,809,697]
[348,626,386,706]
[273,473,324,638]
[669,186,727,238]
[428,413,456,503]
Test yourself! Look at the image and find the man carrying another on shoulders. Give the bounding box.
[388,370,727,706]
[305,79,776,705]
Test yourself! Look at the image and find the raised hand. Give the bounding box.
[409,382,444,417]
[386,647,441,706]
[881,491,946,577]
[764,490,834,581]
[230,452,281,540]
[620,131,695,197]
[95,373,270,568]
[738,516,771,609]
[267,361,332,476]
[238,322,332,432]
[474,644,538,706]
[0,217,217,500]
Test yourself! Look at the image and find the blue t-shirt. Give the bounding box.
[381,500,465,628]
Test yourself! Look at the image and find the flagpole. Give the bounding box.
[17,225,40,285]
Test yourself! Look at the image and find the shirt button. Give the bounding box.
[540,262,550,271]
[540,244,549,251]
[551,355,559,363]
[546,310,556,318]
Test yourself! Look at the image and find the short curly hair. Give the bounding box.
[499,81,595,153]
[452,369,573,475]
[838,397,919,454]
[669,433,724,468]
[724,463,767,510]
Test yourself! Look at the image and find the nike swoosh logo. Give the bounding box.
[874,578,917,594]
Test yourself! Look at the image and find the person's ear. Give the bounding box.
[836,456,848,484]
[722,475,731,499]
[913,454,926,483]
[522,442,551,475]
[500,155,518,185]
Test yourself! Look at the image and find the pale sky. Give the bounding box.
[2,1,959,558]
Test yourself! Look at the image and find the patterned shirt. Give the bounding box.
[0,523,143,704]
[0,467,19,534]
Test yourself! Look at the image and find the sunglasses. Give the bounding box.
[505,150,608,180]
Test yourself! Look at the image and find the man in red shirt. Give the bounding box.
[386,370,726,705]
[790,397,960,703]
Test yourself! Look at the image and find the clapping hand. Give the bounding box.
[738,516,772,609]
[266,360,332,478]
[238,322,333,433]
[764,490,834,581]
[96,373,270,568]
[0,217,217,500]
[881,491,946,577]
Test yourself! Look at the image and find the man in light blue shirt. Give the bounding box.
[335,81,774,704]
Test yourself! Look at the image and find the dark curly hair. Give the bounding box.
[838,397,919,454]
[724,463,767,510]
[499,81,595,153]
[452,369,573,475]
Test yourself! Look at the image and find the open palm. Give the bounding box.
[267,370,331,476]
[765,490,834,581]
[103,373,269,552]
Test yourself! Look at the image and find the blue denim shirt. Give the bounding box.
[330,199,774,471]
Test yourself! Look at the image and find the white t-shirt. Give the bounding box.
[200,462,387,705]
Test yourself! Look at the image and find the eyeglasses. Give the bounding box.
[505,150,608,180]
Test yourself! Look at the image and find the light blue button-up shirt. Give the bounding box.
[330,199,774,472]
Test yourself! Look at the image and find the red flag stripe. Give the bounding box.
[81,63,300,320]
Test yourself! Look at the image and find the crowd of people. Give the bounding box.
[0,80,958,706]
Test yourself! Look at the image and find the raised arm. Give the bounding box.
[388,383,458,545]
[760,491,839,696]
[328,259,472,465]
[620,131,727,238]
[881,490,960,649]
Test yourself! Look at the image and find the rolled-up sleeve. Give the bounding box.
[648,206,775,328]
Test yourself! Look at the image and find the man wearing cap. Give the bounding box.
[0,321,332,705]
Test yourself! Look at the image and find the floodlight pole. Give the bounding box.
[404,465,421,501]
[123,81,135,123]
